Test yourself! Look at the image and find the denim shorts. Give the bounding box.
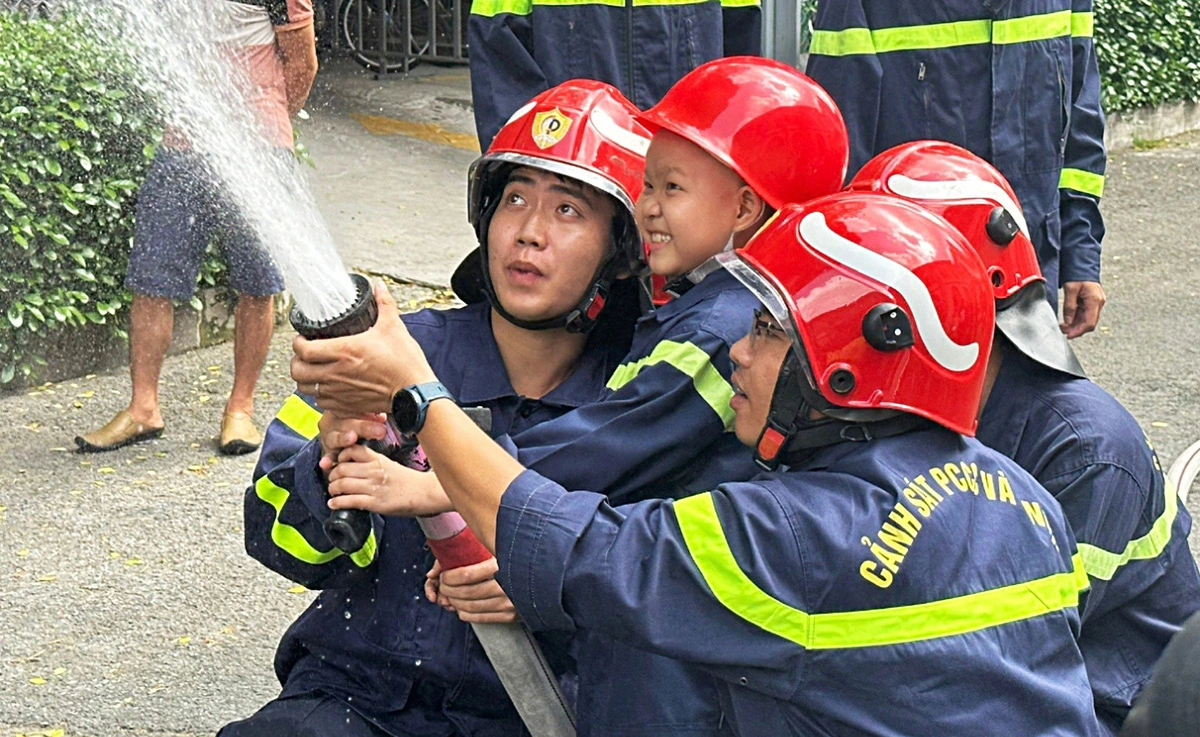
[126,150,286,300]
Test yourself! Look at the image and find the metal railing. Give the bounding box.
[338,0,469,75]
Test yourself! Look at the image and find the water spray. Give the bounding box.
[288,273,377,553]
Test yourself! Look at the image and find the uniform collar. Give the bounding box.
[453,303,609,409]
[649,265,741,322]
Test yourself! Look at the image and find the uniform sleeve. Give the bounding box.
[804,0,883,177]
[1051,462,1148,620]
[467,0,548,150]
[1057,0,1106,285]
[510,328,737,505]
[495,469,805,698]
[244,393,382,589]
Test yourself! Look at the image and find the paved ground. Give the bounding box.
[2,58,1200,736]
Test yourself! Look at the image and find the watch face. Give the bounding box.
[392,389,420,433]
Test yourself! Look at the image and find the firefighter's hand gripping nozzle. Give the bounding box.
[289,273,379,554]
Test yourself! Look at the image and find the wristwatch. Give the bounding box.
[390,381,455,434]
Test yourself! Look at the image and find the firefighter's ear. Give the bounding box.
[733,185,767,235]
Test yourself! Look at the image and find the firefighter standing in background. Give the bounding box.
[467,0,724,150]
[806,0,1108,338]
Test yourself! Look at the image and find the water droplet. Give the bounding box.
[344,611,352,620]
[415,659,422,667]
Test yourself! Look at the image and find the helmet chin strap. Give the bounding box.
[475,197,627,334]
[754,350,933,470]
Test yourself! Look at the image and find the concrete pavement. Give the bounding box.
[2,59,1200,736]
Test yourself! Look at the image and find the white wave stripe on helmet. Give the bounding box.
[886,175,1030,238]
[505,101,537,128]
[799,212,981,373]
[589,107,651,156]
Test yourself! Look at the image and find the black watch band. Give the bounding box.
[390,381,455,435]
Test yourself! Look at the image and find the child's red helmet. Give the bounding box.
[637,56,849,210]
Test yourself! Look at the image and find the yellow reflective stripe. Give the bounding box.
[470,0,531,16]
[1059,168,1106,198]
[606,340,735,430]
[255,475,341,565]
[675,493,1086,650]
[811,11,1086,57]
[1072,11,1094,38]
[720,0,760,7]
[812,20,990,56]
[277,394,321,440]
[809,27,878,56]
[349,531,378,567]
[993,10,1071,44]
[1078,477,1178,581]
[254,474,378,568]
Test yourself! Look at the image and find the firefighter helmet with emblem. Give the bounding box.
[849,141,1084,378]
[452,79,650,333]
[719,192,995,468]
[636,56,849,210]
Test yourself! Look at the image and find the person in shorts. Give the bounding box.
[76,0,318,455]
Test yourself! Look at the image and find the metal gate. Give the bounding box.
[337,0,470,75]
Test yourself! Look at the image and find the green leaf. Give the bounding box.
[45,159,62,176]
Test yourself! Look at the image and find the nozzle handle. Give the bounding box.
[323,509,372,554]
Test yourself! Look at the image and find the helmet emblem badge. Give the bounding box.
[531,108,572,149]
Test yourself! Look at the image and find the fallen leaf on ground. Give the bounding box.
[29,676,46,685]
[288,585,306,594]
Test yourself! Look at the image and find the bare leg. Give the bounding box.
[127,293,173,428]
[226,293,275,417]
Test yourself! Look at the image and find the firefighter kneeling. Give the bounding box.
[291,192,1106,736]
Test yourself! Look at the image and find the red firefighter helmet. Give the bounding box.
[637,56,849,210]
[719,192,994,465]
[452,79,651,333]
[849,141,1084,378]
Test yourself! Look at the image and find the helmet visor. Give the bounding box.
[716,251,815,387]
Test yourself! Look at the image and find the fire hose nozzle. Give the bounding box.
[289,273,378,554]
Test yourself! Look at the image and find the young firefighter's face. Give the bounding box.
[636,130,749,278]
[728,308,794,447]
[487,167,615,323]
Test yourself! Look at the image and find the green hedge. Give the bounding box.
[0,11,231,385]
[800,0,1200,113]
[1094,0,1200,112]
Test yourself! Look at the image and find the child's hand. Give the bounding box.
[316,411,388,477]
[432,557,518,624]
[327,445,453,517]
